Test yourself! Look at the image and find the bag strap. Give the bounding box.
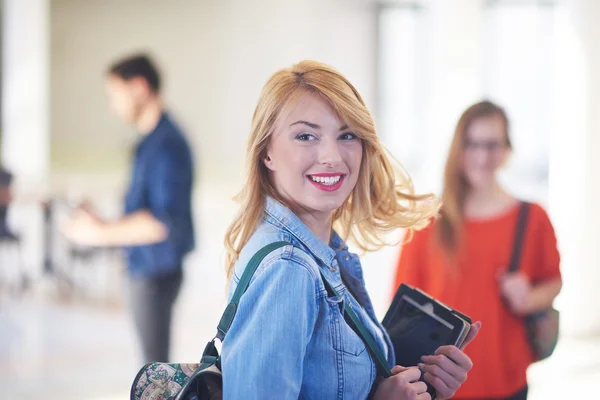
[214,241,392,378]
[216,241,290,340]
[508,202,531,273]
[320,276,392,378]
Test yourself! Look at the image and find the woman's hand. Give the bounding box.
[500,272,562,316]
[420,321,482,400]
[374,366,431,400]
[499,272,533,315]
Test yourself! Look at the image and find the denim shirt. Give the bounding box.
[124,112,195,277]
[222,197,395,399]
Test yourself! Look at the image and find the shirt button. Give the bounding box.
[343,255,350,261]
[330,262,338,272]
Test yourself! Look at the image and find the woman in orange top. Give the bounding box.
[393,101,562,400]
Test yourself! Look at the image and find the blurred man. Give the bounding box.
[63,54,195,363]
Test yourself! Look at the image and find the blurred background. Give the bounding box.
[1,0,599,398]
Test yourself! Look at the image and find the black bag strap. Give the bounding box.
[508,202,531,273]
[214,241,392,378]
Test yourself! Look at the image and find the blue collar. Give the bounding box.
[135,112,169,150]
[264,197,343,268]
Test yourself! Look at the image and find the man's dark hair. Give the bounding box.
[108,54,161,93]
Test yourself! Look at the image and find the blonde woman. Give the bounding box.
[221,61,481,399]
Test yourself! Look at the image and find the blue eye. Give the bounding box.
[296,133,317,141]
[339,132,358,141]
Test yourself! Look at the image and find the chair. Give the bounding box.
[0,168,26,295]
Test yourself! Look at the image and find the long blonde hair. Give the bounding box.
[225,60,439,279]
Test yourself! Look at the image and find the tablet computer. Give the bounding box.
[382,284,473,398]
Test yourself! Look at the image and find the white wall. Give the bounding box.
[50,0,378,195]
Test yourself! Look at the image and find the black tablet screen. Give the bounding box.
[388,297,455,368]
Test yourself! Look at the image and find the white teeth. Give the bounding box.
[310,175,342,185]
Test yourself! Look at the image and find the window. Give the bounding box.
[378,1,558,201]
[377,4,425,176]
[483,0,557,199]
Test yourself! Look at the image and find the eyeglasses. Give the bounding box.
[463,139,509,152]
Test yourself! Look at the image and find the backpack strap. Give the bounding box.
[215,241,290,341]
[213,241,392,379]
[320,275,392,378]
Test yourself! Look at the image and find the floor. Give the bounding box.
[0,231,228,400]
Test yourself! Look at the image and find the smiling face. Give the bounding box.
[263,92,363,222]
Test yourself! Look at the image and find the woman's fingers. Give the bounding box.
[374,368,430,400]
[422,349,470,381]
[419,361,460,392]
[420,344,477,400]
[423,371,453,399]
[391,365,411,375]
[436,345,474,372]
[416,392,432,400]
[394,366,423,383]
[460,321,482,350]
[413,380,428,393]
[394,377,428,399]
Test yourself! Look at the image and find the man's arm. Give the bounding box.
[99,209,168,246]
[63,140,191,248]
[61,208,168,247]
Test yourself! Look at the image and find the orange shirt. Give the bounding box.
[393,203,561,399]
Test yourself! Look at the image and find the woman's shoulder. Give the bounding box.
[524,201,556,232]
[525,201,549,216]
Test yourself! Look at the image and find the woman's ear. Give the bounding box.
[263,153,275,171]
